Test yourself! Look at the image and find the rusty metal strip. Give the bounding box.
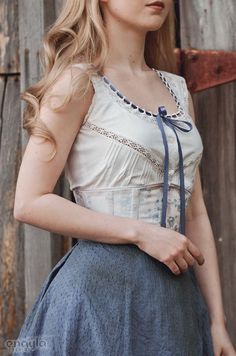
[175,48,236,93]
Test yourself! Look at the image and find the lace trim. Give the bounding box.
[180,77,189,113]
[152,69,184,118]
[84,121,165,173]
[83,121,202,183]
[101,69,185,124]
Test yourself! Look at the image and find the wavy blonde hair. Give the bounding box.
[22,0,177,160]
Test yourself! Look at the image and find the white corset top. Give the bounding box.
[64,63,204,232]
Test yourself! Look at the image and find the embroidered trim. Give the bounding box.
[152,69,185,118]
[84,121,165,173]
[83,121,202,184]
[180,77,189,113]
[101,69,185,123]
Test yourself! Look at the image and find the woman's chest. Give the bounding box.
[81,101,204,169]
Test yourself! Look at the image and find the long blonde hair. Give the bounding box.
[22,0,177,159]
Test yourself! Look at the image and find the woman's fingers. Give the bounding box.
[187,239,205,265]
[167,260,181,275]
[183,250,196,267]
[175,256,189,272]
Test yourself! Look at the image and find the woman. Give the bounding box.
[13,0,235,355]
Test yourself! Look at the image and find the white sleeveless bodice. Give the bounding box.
[64,63,203,231]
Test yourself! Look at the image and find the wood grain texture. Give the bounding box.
[55,0,64,17]
[180,0,236,344]
[0,0,19,74]
[0,75,25,351]
[180,0,236,50]
[0,0,24,350]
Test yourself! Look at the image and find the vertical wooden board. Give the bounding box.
[0,75,25,351]
[43,0,56,30]
[0,76,5,133]
[0,0,19,73]
[180,1,235,50]
[18,0,45,93]
[0,0,23,350]
[180,0,236,343]
[55,0,64,17]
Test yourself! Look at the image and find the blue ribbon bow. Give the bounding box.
[156,106,193,235]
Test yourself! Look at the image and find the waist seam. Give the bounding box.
[73,182,192,195]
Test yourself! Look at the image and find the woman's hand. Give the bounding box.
[135,223,205,275]
[210,321,236,356]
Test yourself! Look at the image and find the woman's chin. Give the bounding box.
[141,23,163,32]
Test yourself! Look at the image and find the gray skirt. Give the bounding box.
[13,239,214,356]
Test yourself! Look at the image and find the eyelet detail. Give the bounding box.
[124,98,130,105]
[83,121,165,173]
[117,92,123,99]
[101,68,185,123]
[131,103,138,110]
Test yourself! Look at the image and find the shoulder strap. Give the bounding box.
[71,62,92,70]
[179,76,190,114]
[161,71,189,114]
[71,62,102,92]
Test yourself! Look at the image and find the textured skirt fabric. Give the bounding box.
[13,239,214,356]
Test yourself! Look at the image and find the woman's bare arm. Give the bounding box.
[13,66,143,245]
[185,92,226,325]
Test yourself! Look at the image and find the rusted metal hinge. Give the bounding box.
[175,48,236,93]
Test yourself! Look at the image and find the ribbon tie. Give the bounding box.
[156,106,193,235]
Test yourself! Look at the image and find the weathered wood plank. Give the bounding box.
[0,0,24,350]
[180,1,235,50]
[0,0,19,74]
[0,75,25,351]
[180,0,236,344]
[55,0,64,17]
[0,75,5,135]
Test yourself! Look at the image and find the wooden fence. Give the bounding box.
[0,0,235,352]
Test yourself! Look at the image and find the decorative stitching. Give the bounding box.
[180,77,189,113]
[173,153,203,176]
[101,69,185,124]
[152,70,185,118]
[83,121,202,183]
[84,121,165,173]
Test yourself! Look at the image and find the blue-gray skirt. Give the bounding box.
[13,239,214,355]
